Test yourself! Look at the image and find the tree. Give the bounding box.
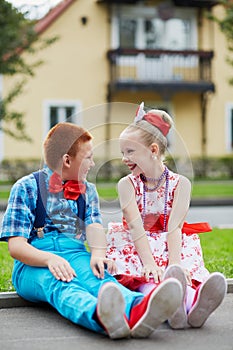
[208,0,233,85]
[0,0,57,140]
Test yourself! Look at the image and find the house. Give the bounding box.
[1,0,233,177]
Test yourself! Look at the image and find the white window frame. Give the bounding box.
[43,99,82,139]
[225,102,233,153]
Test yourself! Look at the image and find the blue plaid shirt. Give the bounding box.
[0,166,102,243]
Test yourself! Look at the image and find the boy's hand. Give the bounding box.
[90,256,117,279]
[47,254,76,282]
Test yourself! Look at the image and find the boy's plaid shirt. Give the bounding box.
[0,166,102,242]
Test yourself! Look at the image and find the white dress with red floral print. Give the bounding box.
[106,170,210,283]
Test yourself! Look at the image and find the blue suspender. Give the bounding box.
[33,171,47,229]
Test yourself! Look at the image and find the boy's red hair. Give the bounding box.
[43,122,92,170]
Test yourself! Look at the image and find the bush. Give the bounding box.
[0,158,41,182]
[1,155,233,182]
[188,156,233,179]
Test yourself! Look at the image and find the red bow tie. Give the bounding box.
[49,172,86,200]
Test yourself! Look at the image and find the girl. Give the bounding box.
[106,103,227,329]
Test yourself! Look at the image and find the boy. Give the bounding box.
[0,122,182,339]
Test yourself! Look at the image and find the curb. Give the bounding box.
[0,279,232,309]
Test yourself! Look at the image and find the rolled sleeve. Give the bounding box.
[0,175,37,241]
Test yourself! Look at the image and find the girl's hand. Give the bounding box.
[47,255,76,282]
[141,264,163,283]
[90,256,117,279]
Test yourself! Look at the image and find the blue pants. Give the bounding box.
[12,235,143,334]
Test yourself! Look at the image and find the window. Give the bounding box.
[112,5,197,50]
[43,100,82,138]
[119,18,137,48]
[226,103,233,152]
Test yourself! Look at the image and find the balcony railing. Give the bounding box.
[107,48,215,94]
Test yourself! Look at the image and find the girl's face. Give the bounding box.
[120,130,152,176]
[67,140,95,181]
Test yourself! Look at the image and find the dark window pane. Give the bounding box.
[66,107,75,122]
[50,107,58,128]
[119,18,136,48]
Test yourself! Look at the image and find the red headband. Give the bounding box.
[143,113,170,136]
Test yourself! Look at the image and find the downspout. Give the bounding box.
[104,2,112,180]
[201,93,207,157]
[105,86,112,180]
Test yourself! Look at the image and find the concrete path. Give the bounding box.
[0,293,232,350]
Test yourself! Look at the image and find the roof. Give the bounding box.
[35,0,76,35]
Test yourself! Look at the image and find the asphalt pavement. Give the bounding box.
[0,293,232,350]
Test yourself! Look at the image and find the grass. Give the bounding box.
[199,229,233,278]
[96,181,233,200]
[0,228,232,292]
[0,180,233,200]
[191,181,233,198]
[0,242,15,292]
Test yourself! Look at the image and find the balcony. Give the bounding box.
[107,48,215,96]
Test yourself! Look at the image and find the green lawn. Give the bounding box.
[191,181,233,198]
[0,242,15,292]
[0,228,232,292]
[96,181,233,200]
[0,180,233,200]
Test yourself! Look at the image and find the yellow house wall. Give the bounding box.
[206,5,233,156]
[3,2,233,161]
[3,0,110,160]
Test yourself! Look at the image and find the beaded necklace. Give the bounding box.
[141,166,169,232]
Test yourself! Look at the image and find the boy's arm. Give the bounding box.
[8,236,76,282]
[86,223,117,279]
[118,177,162,282]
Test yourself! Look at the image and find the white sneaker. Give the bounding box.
[188,272,227,328]
[130,278,183,338]
[163,264,188,329]
[97,282,130,339]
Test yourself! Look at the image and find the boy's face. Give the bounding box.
[68,140,95,181]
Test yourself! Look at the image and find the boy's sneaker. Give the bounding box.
[97,282,130,339]
[129,278,182,338]
[188,272,227,328]
[163,264,188,329]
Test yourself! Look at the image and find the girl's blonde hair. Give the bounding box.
[123,109,173,156]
